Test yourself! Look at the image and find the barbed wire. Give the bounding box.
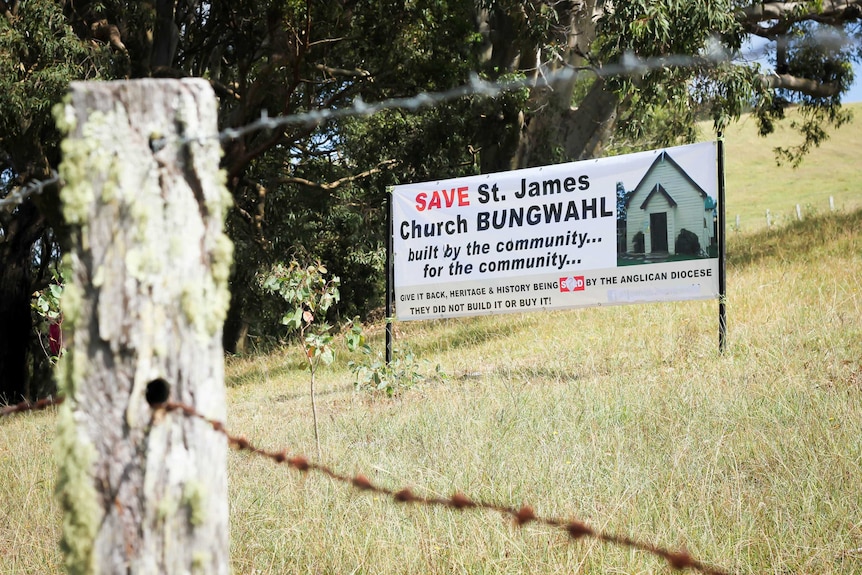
[211,27,854,143]
[1,394,733,573]
[1,32,851,204]
[0,394,64,417]
[154,400,734,575]
[0,171,59,209]
[0,51,734,198]
[0,26,851,575]
[215,51,734,142]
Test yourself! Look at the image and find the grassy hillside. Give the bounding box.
[710,101,862,230]
[1,109,861,575]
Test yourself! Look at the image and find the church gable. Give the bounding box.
[639,183,677,210]
[625,150,709,210]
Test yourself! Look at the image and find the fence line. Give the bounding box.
[732,196,841,231]
[3,55,720,207]
[210,27,853,143]
[1,27,852,206]
[0,171,59,209]
[2,394,733,575]
[4,31,853,572]
[1,54,723,208]
[141,43,803,150]
[211,52,731,143]
[213,50,739,143]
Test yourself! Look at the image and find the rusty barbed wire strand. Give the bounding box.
[156,399,734,575]
[0,394,740,573]
[0,394,64,417]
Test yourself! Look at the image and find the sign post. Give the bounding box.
[385,190,394,364]
[717,135,728,353]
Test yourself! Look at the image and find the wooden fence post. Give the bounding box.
[54,79,233,574]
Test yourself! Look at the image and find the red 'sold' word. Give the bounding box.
[415,187,470,211]
[560,276,585,292]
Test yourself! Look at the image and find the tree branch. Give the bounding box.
[739,0,862,24]
[233,204,255,226]
[210,80,242,101]
[90,19,128,53]
[761,73,842,98]
[278,159,398,191]
[314,63,371,79]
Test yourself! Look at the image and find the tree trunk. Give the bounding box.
[561,77,619,160]
[151,0,179,69]
[0,240,33,403]
[0,201,45,403]
[478,0,617,169]
[222,288,250,354]
[513,76,618,168]
[55,79,233,575]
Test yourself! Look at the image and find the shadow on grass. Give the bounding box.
[488,364,581,382]
[226,361,296,388]
[727,208,862,269]
[405,315,534,356]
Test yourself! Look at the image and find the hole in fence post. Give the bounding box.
[145,378,170,406]
[149,134,167,153]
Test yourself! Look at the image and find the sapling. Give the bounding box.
[260,260,368,458]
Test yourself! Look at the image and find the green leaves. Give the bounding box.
[304,332,335,368]
[31,272,64,322]
[350,346,448,398]
[345,317,371,355]
[261,261,340,325]
[280,307,303,330]
[259,259,346,370]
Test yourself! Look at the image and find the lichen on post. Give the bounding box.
[54,79,232,574]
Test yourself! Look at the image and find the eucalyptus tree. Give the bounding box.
[182,1,487,351]
[0,0,859,398]
[0,0,485,392]
[469,0,859,169]
[1,0,206,400]
[0,0,122,401]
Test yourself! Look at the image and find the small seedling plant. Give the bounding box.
[350,345,447,397]
[260,260,363,458]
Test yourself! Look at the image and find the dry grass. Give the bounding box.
[0,413,62,572]
[712,101,862,230]
[222,209,861,574]
[2,109,861,574]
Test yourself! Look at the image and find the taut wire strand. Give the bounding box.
[0,171,60,209]
[155,399,734,575]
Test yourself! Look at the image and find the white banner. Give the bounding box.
[392,142,720,321]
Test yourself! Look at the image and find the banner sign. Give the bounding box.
[391,142,720,321]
